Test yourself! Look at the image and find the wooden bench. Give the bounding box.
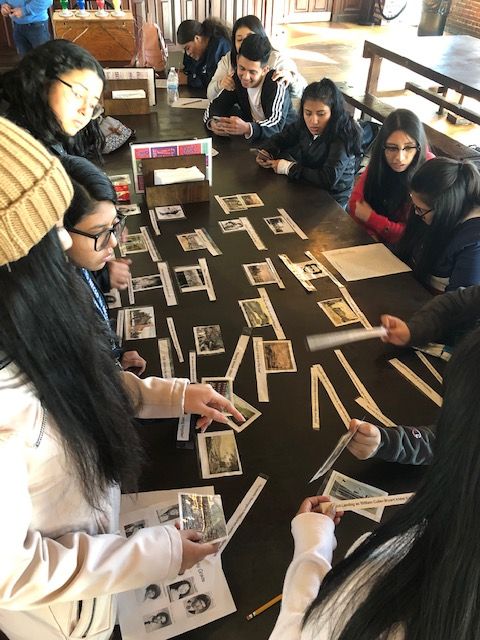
[340,89,480,166]
[405,82,480,127]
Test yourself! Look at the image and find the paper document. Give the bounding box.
[323,244,411,281]
[154,166,205,186]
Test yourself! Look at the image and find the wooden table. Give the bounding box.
[101,91,440,639]
[52,9,135,65]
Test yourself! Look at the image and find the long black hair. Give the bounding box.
[0,39,105,162]
[301,79,361,156]
[304,326,480,640]
[0,230,143,508]
[61,155,117,228]
[363,108,428,220]
[229,15,268,68]
[177,18,230,45]
[396,157,480,281]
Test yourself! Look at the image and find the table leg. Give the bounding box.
[365,54,382,96]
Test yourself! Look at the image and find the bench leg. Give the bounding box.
[365,55,382,95]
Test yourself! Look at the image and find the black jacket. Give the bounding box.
[204,69,296,143]
[375,424,435,464]
[183,36,231,90]
[261,119,360,207]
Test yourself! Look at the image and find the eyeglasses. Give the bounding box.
[67,215,126,251]
[56,77,104,120]
[384,144,419,155]
[412,203,433,218]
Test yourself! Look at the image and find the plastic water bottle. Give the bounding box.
[167,67,179,105]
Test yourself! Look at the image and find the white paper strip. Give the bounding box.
[354,396,396,427]
[189,350,197,383]
[265,257,285,289]
[157,262,177,307]
[307,326,387,352]
[214,194,231,216]
[309,430,356,482]
[220,474,268,552]
[195,228,222,256]
[313,364,351,429]
[311,366,320,431]
[278,253,317,292]
[158,337,174,378]
[415,351,443,384]
[116,309,125,343]
[338,287,372,329]
[166,316,184,363]
[127,274,135,306]
[253,337,269,402]
[199,258,216,302]
[322,492,414,512]
[334,349,379,410]
[278,208,308,240]
[140,226,160,262]
[148,208,161,236]
[177,414,191,441]
[225,332,250,380]
[258,287,286,340]
[239,217,267,251]
[389,358,443,407]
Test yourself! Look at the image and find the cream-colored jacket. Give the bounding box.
[0,362,189,640]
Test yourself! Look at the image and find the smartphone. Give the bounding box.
[211,116,222,121]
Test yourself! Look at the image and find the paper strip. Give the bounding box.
[307,326,386,352]
[199,258,216,302]
[253,337,269,402]
[158,337,174,378]
[265,257,285,289]
[415,351,443,384]
[140,226,161,262]
[167,316,184,363]
[239,217,267,251]
[354,396,396,427]
[311,366,320,431]
[157,262,178,307]
[309,430,356,483]
[220,474,268,552]
[389,358,442,407]
[258,287,286,340]
[323,492,414,512]
[304,251,343,288]
[189,350,197,383]
[278,208,308,240]
[313,364,351,429]
[195,228,222,256]
[127,274,135,306]
[116,309,125,343]
[278,253,316,292]
[225,331,251,380]
[338,287,372,329]
[148,208,161,236]
[334,349,379,410]
[177,414,191,442]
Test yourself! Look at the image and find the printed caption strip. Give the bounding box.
[320,492,414,513]
[389,358,442,407]
[225,331,251,380]
[157,262,178,306]
[158,337,174,378]
[167,317,184,363]
[311,364,351,429]
[238,217,267,251]
[140,226,161,262]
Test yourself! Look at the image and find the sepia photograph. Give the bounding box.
[220,195,247,212]
[239,298,272,328]
[174,266,206,292]
[323,470,387,522]
[143,609,172,632]
[264,216,294,235]
[201,376,233,405]
[318,298,360,327]
[238,192,264,208]
[155,204,186,221]
[116,203,141,216]
[297,260,326,280]
[156,504,179,524]
[179,493,228,544]
[193,325,225,356]
[120,233,148,255]
[177,232,206,252]
[124,306,156,340]
[197,431,243,479]
[218,218,244,233]
[124,519,146,538]
[184,594,214,617]
[243,261,277,286]
[262,340,297,373]
[132,274,163,292]
[226,394,261,433]
[167,577,197,602]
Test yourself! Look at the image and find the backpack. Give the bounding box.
[135,22,168,72]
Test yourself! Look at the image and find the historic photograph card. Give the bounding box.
[124,306,156,340]
[238,298,272,328]
[197,431,243,479]
[117,203,141,217]
[218,218,245,233]
[243,262,277,286]
[174,266,206,292]
[323,470,388,522]
[132,274,163,292]
[318,298,360,327]
[238,192,264,208]
[155,205,186,221]
[193,325,225,356]
[201,376,233,405]
[120,233,148,256]
[264,216,294,235]
[225,394,261,433]
[178,493,228,544]
[262,340,297,373]
[177,232,206,252]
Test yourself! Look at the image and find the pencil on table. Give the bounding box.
[246,594,282,620]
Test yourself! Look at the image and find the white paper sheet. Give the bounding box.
[323,244,411,281]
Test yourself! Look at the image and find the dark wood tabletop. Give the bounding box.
[363,34,480,101]
[101,89,441,639]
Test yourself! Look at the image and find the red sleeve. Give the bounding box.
[364,209,407,244]
[347,167,367,219]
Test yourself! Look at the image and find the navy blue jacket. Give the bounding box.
[183,36,230,90]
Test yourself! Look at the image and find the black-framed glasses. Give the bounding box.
[412,203,433,218]
[383,144,419,155]
[56,77,104,120]
[67,215,126,251]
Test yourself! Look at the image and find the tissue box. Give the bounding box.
[142,155,209,207]
[104,79,150,115]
